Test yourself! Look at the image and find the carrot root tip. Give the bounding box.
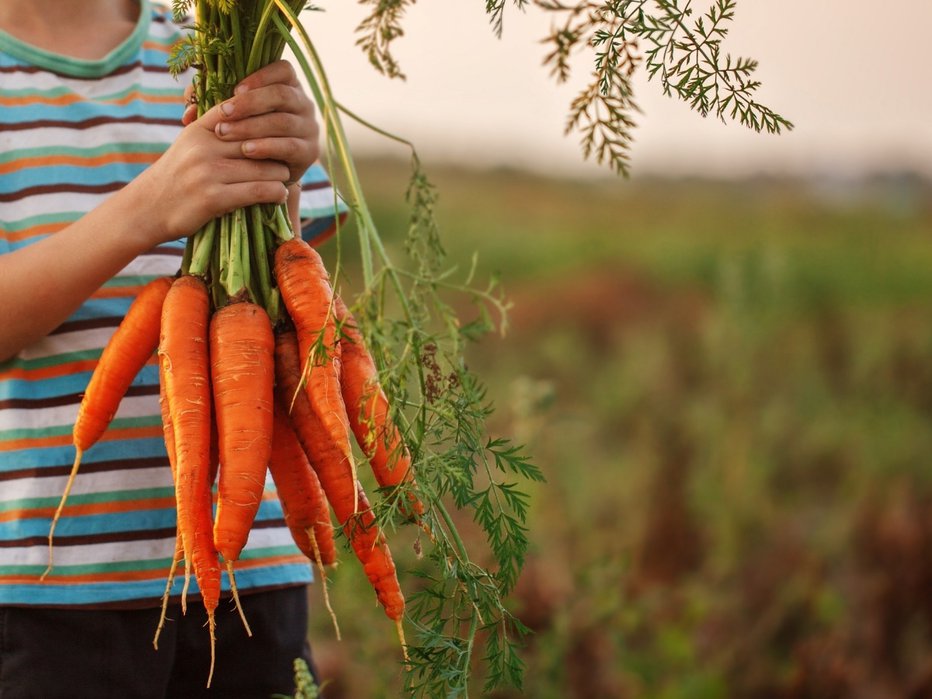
[43,448,84,580]
[206,613,216,689]
[181,563,191,616]
[308,527,340,641]
[396,618,409,665]
[154,549,182,649]
[226,560,252,637]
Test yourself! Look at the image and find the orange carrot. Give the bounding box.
[274,328,357,519]
[159,274,220,686]
[209,297,274,635]
[334,295,424,516]
[43,276,172,578]
[154,359,183,647]
[344,486,407,654]
[269,399,336,566]
[274,327,406,632]
[273,238,358,512]
[76,276,173,451]
[210,299,275,565]
[270,398,340,638]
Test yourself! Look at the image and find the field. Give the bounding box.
[305,158,932,698]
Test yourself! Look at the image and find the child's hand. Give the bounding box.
[135,107,290,242]
[209,60,320,186]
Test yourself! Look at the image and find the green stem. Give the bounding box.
[229,4,246,80]
[270,5,375,287]
[250,205,273,308]
[245,2,280,73]
[229,210,247,298]
[188,219,216,278]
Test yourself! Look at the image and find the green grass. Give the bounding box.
[309,159,932,698]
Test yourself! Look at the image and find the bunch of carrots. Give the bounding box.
[42,0,422,686]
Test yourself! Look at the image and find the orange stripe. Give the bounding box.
[0,425,163,453]
[0,358,99,383]
[0,496,175,524]
[1,220,69,244]
[0,570,167,585]
[141,40,172,54]
[91,283,147,300]
[0,353,157,383]
[0,152,160,177]
[227,553,310,573]
[0,90,181,108]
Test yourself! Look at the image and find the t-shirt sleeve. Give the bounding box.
[297,162,348,247]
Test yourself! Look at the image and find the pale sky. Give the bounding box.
[301,1,932,178]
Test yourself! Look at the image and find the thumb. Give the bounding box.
[194,101,229,133]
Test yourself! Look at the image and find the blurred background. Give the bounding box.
[297,3,932,697]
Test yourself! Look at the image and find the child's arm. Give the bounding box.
[0,62,319,362]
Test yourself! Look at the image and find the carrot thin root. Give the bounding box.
[153,540,183,649]
[42,447,84,580]
[181,561,191,616]
[206,613,216,688]
[396,617,409,665]
[308,527,340,640]
[226,560,252,637]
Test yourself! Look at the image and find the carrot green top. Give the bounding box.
[0,1,343,607]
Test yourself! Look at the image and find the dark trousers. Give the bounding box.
[0,586,315,699]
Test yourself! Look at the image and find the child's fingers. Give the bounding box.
[216,83,311,126]
[216,112,305,141]
[182,103,198,126]
[214,157,291,186]
[234,59,300,93]
[240,136,316,178]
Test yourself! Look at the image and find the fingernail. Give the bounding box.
[216,122,229,136]
[242,141,255,154]
[234,84,249,96]
[220,101,234,116]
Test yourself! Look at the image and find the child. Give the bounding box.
[0,1,341,695]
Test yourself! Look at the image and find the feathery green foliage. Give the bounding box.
[353,0,793,175]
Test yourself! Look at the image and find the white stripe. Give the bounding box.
[0,66,188,96]
[300,187,345,217]
[10,536,176,567]
[7,522,294,568]
[0,394,160,433]
[0,122,181,155]
[18,327,116,362]
[0,467,170,505]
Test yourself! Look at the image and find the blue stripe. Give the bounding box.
[0,562,312,606]
[0,495,288,541]
[2,508,174,541]
[0,164,151,193]
[0,363,158,403]
[0,102,184,124]
[0,437,167,471]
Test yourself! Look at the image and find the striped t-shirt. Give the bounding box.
[0,1,344,607]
